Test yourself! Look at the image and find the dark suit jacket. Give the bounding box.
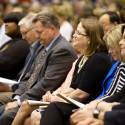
[12,40,40,92]
[16,40,40,80]
[0,38,29,79]
[13,34,77,102]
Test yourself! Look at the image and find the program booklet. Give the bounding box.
[53,91,84,108]
[26,100,50,106]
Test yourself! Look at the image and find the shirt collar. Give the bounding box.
[46,34,60,52]
[30,40,40,55]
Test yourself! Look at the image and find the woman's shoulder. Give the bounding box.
[88,51,111,67]
[93,51,107,56]
[11,38,29,48]
[90,51,108,60]
[14,38,28,44]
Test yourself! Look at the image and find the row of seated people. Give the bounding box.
[0,10,118,125]
[0,10,75,105]
[0,10,120,101]
[0,11,78,125]
[10,22,125,125]
[1,10,123,125]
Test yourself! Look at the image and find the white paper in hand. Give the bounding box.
[0,77,19,87]
[53,91,84,108]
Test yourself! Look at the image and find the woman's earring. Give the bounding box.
[88,41,90,44]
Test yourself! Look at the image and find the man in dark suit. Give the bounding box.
[0,11,77,124]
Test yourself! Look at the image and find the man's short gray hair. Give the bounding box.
[32,11,60,29]
[18,13,37,29]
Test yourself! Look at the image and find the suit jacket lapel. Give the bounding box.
[30,35,65,87]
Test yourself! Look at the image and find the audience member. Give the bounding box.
[99,11,120,35]
[0,12,29,79]
[0,11,77,125]
[28,18,111,125]
[99,11,120,64]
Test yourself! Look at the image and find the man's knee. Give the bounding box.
[0,108,18,125]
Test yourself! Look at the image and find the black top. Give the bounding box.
[0,39,29,79]
[70,51,111,104]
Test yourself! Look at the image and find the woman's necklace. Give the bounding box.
[77,55,88,73]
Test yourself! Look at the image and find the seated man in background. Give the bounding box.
[0,13,40,106]
[0,11,77,125]
[99,11,120,65]
[99,11,120,35]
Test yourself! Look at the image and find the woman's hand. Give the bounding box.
[83,99,103,111]
[42,91,52,102]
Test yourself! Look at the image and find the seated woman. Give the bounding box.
[70,24,125,125]
[12,18,112,125]
[0,12,29,80]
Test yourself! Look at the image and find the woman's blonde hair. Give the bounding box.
[104,24,123,61]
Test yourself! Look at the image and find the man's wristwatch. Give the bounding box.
[93,109,100,119]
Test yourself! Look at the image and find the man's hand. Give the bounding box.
[0,82,12,92]
[5,101,19,112]
[70,109,93,125]
[83,99,102,111]
[97,101,120,112]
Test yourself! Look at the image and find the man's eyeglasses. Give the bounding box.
[75,30,87,36]
[21,28,33,35]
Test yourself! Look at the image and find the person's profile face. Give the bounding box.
[119,29,125,61]
[34,21,53,47]
[5,22,18,37]
[72,22,89,55]
[20,24,37,45]
[99,14,115,34]
[108,43,120,61]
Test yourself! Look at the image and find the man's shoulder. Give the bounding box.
[53,35,74,50]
